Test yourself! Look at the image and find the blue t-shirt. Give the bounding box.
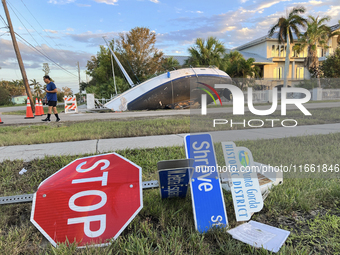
[46,82,57,101]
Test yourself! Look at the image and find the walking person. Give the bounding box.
[42,75,60,122]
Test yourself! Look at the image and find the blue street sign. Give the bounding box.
[184,134,228,233]
[158,168,191,199]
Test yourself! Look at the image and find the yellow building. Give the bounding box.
[234,24,340,88]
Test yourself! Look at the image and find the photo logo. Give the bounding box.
[197,82,223,106]
[239,150,250,167]
[201,84,312,116]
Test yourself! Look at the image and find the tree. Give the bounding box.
[30,79,43,98]
[321,47,340,78]
[268,6,307,87]
[185,37,226,68]
[86,76,129,98]
[0,79,26,96]
[161,57,181,71]
[293,15,333,87]
[42,63,50,76]
[62,86,73,96]
[85,39,129,97]
[116,27,164,83]
[0,87,11,106]
[224,51,260,90]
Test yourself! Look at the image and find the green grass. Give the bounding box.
[1,133,340,254]
[2,107,340,146]
[2,105,64,115]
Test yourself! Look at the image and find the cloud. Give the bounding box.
[44,29,58,34]
[48,0,75,4]
[0,38,92,71]
[186,10,204,14]
[94,0,118,5]
[150,0,160,3]
[67,31,120,48]
[309,0,323,5]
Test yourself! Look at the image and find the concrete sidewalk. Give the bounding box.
[1,123,340,162]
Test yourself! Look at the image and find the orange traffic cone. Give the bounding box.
[25,97,35,119]
[39,99,45,115]
[35,98,41,116]
[0,115,3,124]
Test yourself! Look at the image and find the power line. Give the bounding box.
[0,14,8,26]
[3,1,77,79]
[15,32,78,78]
[19,0,70,61]
[6,0,49,57]
[0,31,8,37]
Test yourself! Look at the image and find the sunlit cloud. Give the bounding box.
[94,0,119,5]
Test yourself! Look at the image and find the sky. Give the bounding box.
[0,0,339,94]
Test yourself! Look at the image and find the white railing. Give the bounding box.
[322,89,340,100]
[244,90,269,102]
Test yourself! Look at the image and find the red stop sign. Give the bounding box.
[30,153,142,247]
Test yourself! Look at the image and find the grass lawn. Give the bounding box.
[1,133,340,254]
[1,107,340,146]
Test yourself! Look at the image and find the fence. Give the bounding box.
[322,89,340,100]
[228,88,340,104]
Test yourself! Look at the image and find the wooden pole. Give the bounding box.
[2,0,35,112]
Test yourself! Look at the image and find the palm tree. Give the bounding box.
[30,79,43,98]
[293,16,333,87]
[162,56,181,71]
[268,6,307,87]
[185,37,226,68]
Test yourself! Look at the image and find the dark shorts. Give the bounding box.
[48,101,57,107]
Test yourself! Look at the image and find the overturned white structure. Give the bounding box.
[104,67,232,111]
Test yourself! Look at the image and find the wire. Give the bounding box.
[15,32,78,78]
[6,0,49,57]
[0,31,8,37]
[0,14,8,27]
[18,0,70,61]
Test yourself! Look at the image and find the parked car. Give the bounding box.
[42,96,48,105]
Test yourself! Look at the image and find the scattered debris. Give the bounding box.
[228,220,290,253]
[19,168,27,175]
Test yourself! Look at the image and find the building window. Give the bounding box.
[271,45,275,57]
[317,48,324,57]
[273,67,283,79]
[296,67,304,79]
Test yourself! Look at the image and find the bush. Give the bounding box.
[0,87,12,106]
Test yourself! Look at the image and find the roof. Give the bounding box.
[330,23,340,32]
[226,49,274,65]
[235,32,300,51]
[164,55,189,66]
[236,23,340,51]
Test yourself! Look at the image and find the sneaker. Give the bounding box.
[42,118,50,121]
[56,118,61,122]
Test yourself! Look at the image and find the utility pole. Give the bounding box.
[2,0,34,112]
[110,53,117,95]
[77,61,81,94]
[103,36,117,95]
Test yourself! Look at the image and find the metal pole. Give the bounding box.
[111,53,117,95]
[77,61,81,94]
[0,180,159,205]
[2,0,34,112]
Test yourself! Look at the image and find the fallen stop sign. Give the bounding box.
[30,153,142,247]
